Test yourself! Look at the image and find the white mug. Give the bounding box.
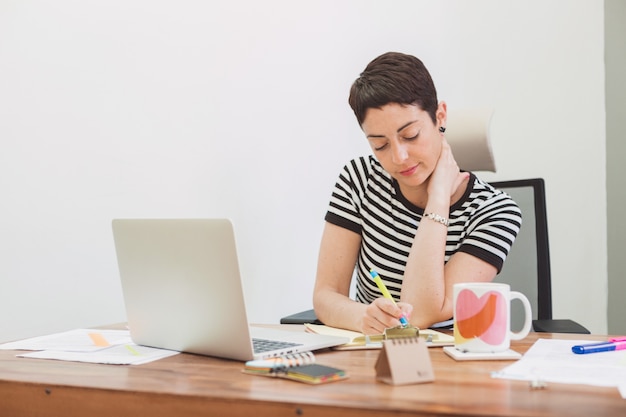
[453,282,532,353]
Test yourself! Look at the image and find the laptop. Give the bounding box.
[111,218,348,361]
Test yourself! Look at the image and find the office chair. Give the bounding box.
[490,178,590,333]
[445,109,588,333]
[446,109,587,332]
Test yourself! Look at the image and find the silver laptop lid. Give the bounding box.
[113,218,256,360]
[112,218,347,361]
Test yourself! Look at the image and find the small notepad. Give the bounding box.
[375,337,435,385]
[243,352,347,384]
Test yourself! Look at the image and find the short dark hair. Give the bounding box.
[348,52,439,126]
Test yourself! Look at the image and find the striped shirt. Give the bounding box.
[324,156,522,304]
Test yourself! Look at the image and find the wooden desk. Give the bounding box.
[0,328,623,417]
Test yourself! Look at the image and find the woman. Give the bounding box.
[313,52,521,334]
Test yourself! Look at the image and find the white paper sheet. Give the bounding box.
[1,328,179,365]
[18,343,179,365]
[492,338,626,398]
[0,329,131,352]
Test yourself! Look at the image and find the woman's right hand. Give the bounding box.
[360,298,413,335]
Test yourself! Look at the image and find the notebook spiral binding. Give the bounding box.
[272,351,316,370]
[243,351,317,374]
[243,351,347,384]
[387,336,421,346]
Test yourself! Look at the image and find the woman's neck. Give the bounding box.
[398,176,470,209]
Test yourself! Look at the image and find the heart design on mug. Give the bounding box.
[455,289,507,345]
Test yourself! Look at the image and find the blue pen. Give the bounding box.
[572,338,626,354]
[369,269,409,328]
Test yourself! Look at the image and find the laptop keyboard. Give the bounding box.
[252,338,303,353]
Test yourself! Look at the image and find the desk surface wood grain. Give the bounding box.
[0,327,623,417]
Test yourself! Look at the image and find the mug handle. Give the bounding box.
[509,291,532,340]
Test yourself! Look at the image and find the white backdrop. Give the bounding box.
[0,0,606,342]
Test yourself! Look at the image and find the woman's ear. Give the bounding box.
[436,101,447,133]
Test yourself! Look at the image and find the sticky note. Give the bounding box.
[88,332,110,347]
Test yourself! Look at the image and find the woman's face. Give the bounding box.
[362,102,446,192]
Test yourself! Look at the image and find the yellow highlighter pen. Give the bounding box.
[369,269,409,327]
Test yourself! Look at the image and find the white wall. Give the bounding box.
[0,0,606,342]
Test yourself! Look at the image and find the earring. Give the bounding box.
[439,126,446,133]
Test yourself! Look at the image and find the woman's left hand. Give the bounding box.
[427,138,468,202]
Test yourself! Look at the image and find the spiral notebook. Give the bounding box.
[243,352,347,384]
[304,323,454,349]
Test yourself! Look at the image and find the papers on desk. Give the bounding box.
[0,329,179,365]
[0,329,131,351]
[492,338,626,399]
